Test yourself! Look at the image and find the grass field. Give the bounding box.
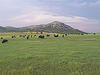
[0,32,100,75]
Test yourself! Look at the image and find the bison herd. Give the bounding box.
[0,33,96,44]
[0,33,64,43]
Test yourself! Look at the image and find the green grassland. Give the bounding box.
[0,32,100,75]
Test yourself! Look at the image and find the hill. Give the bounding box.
[0,21,86,34]
[24,21,86,34]
[0,26,20,32]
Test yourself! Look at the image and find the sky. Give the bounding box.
[0,0,100,33]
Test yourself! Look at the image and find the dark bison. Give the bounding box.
[81,33,84,35]
[2,39,8,43]
[19,35,22,37]
[12,35,16,38]
[62,35,64,37]
[34,35,36,37]
[65,34,67,36]
[54,34,59,37]
[38,35,45,39]
[40,32,43,34]
[1,37,3,39]
[23,35,26,38]
[46,34,50,37]
[27,36,29,39]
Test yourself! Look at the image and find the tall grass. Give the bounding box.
[0,32,100,75]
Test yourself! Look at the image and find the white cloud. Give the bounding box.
[1,11,97,32]
[0,0,100,33]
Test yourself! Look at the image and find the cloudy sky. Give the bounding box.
[0,0,100,33]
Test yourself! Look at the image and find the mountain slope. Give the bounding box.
[0,26,20,32]
[25,21,86,34]
[0,21,86,34]
[0,26,6,32]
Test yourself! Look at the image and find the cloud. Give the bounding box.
[0,10,98,33]
[0,0,100,32]
[8,11,87,26]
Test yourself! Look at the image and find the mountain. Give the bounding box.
[0,21,86,34]
[0,26,20,32]
[24,21,86,34]
[0,26,6,32]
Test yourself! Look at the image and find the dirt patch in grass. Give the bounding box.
[70,39,97,42]
[70,40,81,41]
[84,40,97,41]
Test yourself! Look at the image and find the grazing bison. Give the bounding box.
[23,35,26,38]
[34,35,36,37]
[27,36,29,39]
[46,34,50,37]
[19,35,24,37]
[2,39,8,43]
[62,35,64,37]
[1,37,3,39]
[54,34,59,37]
[40,32,43,34]
[12,35,16,38]
[65,34,67,36]
[38,35,45,39]
[81,33,84,35]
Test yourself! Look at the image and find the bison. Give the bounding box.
[27,36,29,39]
[1,37,3,39]
[34,35,36,37]
[2,39,8,43]
[62,35,64,37]
[54,34,59,37]
[38,35,45,39]
[46,34,50,37]
[65,34,67,36]
[12,35,16,38]
[81,33,84,35]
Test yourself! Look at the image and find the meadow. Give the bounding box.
[0,32,100,75]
